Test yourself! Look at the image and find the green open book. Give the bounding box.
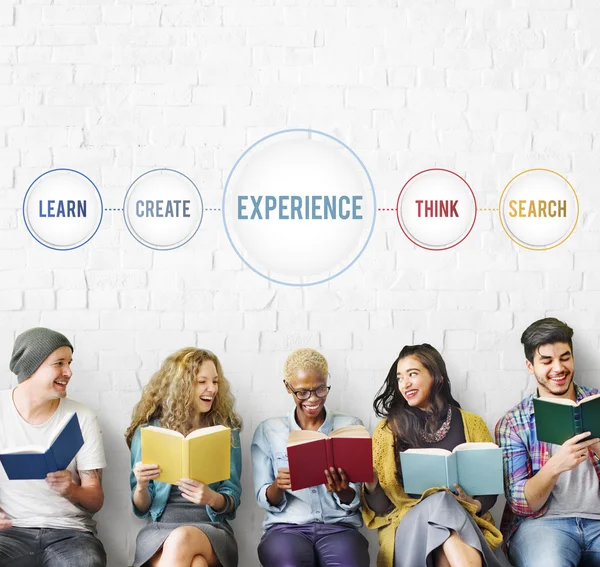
[533,393,600,445]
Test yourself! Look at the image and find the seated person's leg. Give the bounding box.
[508,517,580,567]
[395,491,500,567]
[150,526,218,567]
[258,525,316,567]
[40,528,106,567]
[0,527,38,567]
[313,524,369,567]
[580,518,600,566]
[439,530,481,567]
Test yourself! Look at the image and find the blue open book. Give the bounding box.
[0,413,84,480]
[400,442,504,496]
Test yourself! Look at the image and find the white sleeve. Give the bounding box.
[75,411,107,471]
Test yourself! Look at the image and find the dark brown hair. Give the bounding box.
[521,317,574,363]
[373,344,461,456]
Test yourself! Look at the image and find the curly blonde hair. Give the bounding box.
[125,347,242,447]
[284,348,329,383]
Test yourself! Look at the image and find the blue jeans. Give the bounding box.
[0,527,106,567]
[509,516,600,567]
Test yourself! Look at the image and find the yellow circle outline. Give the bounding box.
[498,168,580,251]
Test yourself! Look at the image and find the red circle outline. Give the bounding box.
[395,168,478,251]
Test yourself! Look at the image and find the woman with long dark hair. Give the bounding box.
[362,344,509,567]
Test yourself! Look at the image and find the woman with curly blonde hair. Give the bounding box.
[126,347,242,567]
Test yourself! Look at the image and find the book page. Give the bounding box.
[536,397,577,406]
[185,424,229,440]
[287,430,327,446]
[580,393,600,405]
[144,425,185,438]
[453,442,499,452]
[328,425,370,439]
[0,445,46,455]
[403,448,451,456]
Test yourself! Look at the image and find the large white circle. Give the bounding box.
[123,169,203,250]
[223,130,376,286]
[499,169,578,250]
[23,169,103,250]
[397,169,477,250]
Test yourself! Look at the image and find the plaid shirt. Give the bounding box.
[494,383,600,546]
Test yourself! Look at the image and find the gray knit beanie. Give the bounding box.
[10,328,74,383]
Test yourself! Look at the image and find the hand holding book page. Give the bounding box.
[399,442,504,496]
[533,393,600,444]
[141,424,231,485]
[287,425,373,491]
[0,412,84,480]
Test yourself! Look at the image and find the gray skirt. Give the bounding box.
[394,491,511,567]
[133,490,238,567]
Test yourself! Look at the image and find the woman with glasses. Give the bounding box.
[362,344,510,567]
[251,348,370,567]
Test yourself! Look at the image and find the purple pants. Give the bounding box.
[257,522,370,567]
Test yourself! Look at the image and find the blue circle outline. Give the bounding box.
[122,168,204,251]
[22,168,104,251]
[222,128,377,287]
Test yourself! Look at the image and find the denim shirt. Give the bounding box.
[129,421,242,523]
[251,407,364,531]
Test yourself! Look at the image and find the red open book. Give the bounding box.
[287,425,373,491]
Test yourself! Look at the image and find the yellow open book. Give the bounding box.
[141,425,231,485]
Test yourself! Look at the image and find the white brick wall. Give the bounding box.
[1,1,600,565]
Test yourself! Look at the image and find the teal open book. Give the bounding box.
[400,442,504,496]
[533,393,600,445]
[0,413,84,480]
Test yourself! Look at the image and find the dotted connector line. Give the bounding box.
[104,208,123,211]
[377,208,397,212]
[205,208,222,211]
[478,208,499,211]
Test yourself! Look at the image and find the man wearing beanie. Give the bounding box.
[0,328,107,567]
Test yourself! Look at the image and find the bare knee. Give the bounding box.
[442,531,482,567]
[162,526,204,555]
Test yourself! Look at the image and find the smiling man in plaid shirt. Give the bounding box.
[495,318,600,566]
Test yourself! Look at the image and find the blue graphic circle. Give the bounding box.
[122,168,204,251]
[23,168,104,251]
[222,129,377,287]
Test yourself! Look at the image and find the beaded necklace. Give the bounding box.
[420,406,452,443]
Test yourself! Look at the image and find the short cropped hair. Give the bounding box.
[521,317,574,363]
[284,348,328,383]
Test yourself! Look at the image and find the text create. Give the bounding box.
[135,199,191,218]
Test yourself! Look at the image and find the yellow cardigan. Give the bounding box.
[361,410,503,567]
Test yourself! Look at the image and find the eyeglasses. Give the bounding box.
[284,381,331,401]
